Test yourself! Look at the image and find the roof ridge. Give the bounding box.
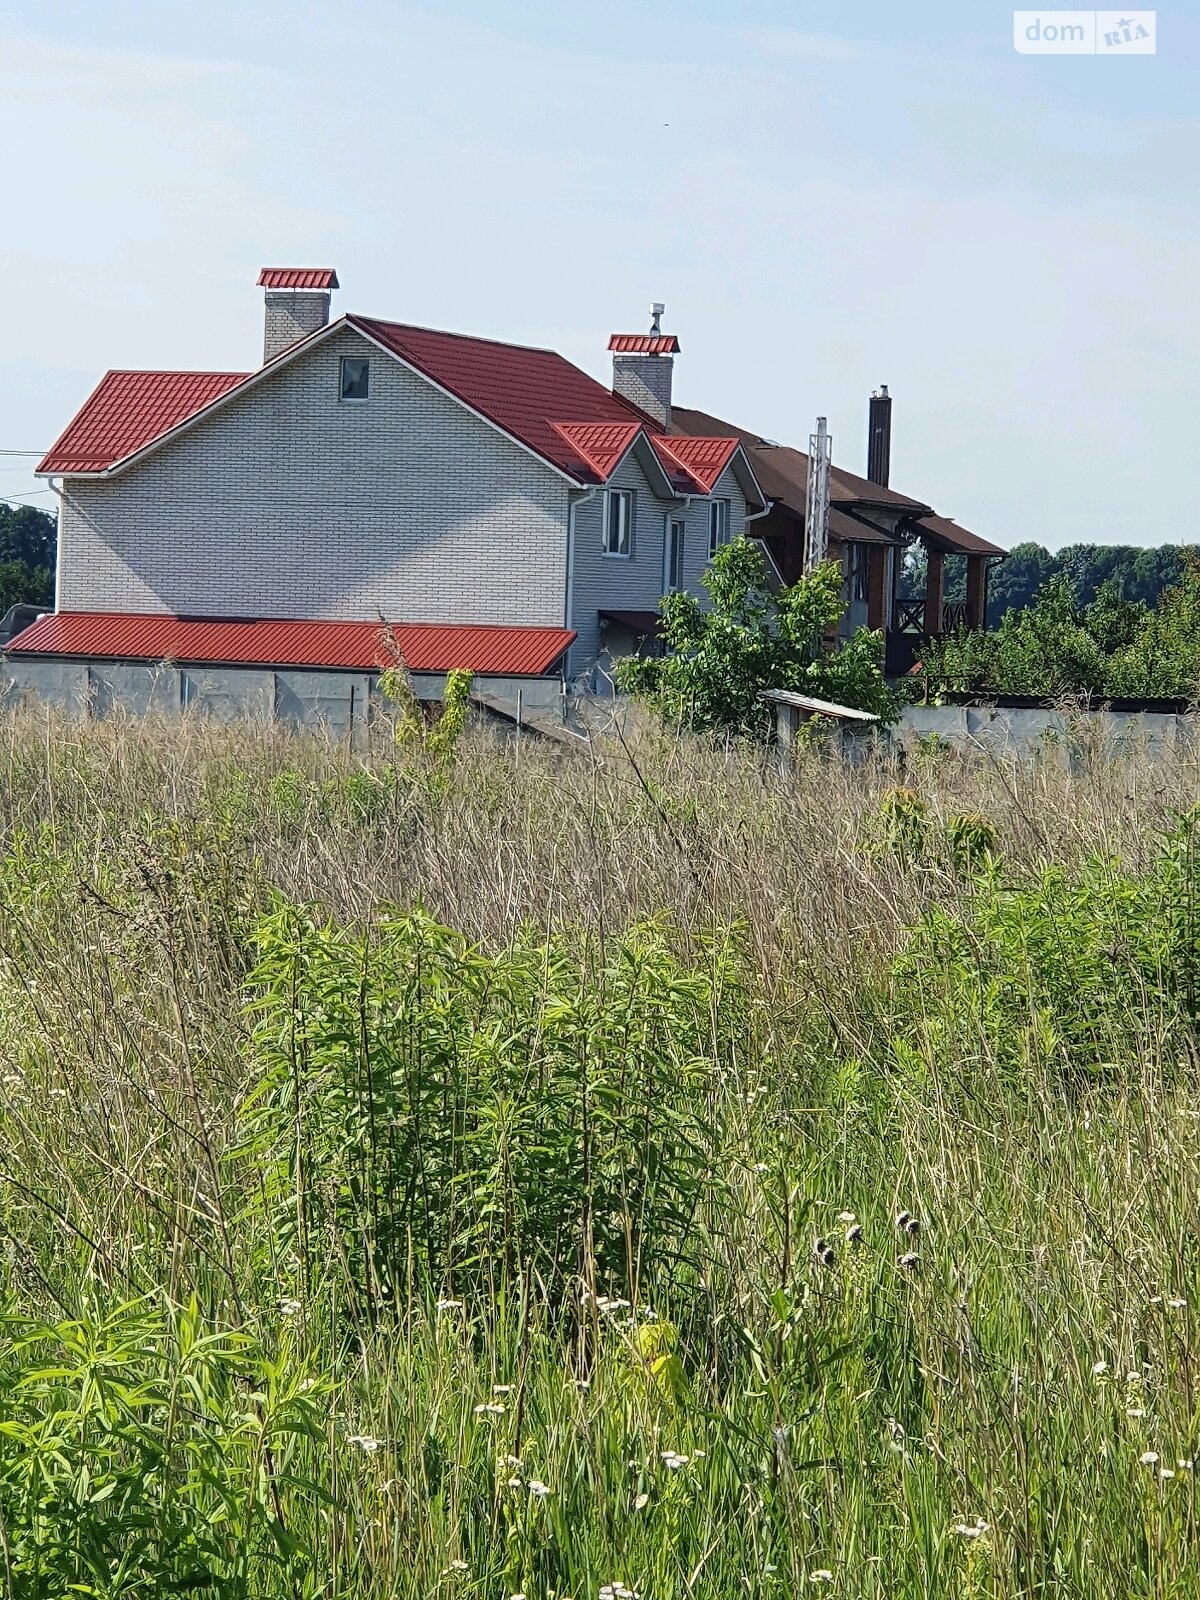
[349,314,560,358]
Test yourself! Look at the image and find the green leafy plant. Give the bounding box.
[616,539,897,737]
[919,560,1200,702]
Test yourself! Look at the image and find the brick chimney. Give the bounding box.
[258,268,339,363]
[609,303,680,428]
[867,385,892,486]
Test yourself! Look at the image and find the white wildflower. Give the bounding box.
[527,1479,551,1498]
[436,1298,464,1312]
[1179,1459,1194,1470]
[441,1560,469,1575]
[661,1450,689,1470]
[493,1383,513,1394]
[279,1297,302,1318]
[1160,1467,1176,1480]
[474,1402,506,1416]
[1126,1371,1142,1385]
[1127,1407,1146,1418]
[633,1492,649,1510]
[347,1434,383,1454]
[1169,1298,1188,1309]
[1092,1360,1108,1376]
[953,1519,989,1538]
[1140,1450,1159,1465]
[752,1162,769,1173]
[809,1572,834,1583]
[837,1211,856,1223]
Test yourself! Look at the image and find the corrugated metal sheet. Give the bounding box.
[608,334,681,355]
[6,613,576,676]
[257,268,340,290]
[551,421,641,482]
[654,436,738,494]
[352,316,660,482]
[38,371,249,473]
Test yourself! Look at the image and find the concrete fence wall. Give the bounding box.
[0,659,567,745]
[897,702,1196,759]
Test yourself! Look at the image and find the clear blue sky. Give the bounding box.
[2,2,1196,549]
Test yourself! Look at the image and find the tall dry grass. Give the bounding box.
[0,706,1195,1596]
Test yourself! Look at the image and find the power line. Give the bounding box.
[0,450,47,458]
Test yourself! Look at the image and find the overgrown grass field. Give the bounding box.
[0,708,1197,1597]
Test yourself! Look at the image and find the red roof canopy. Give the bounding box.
[6,613,575,676]
[257,268,339,290]
[608,334,680,355]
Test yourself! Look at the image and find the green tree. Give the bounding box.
[616,538,897,737]
[920,560,1200,702]
[0,505,55,614]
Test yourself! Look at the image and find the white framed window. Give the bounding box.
[339,357,370,401]
[665,517,686,591]
[708,498,731,557]
[603,489,634,557]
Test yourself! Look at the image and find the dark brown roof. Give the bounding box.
[672,406,1004,558]
[910,514,1005,559]
[671,407,931,516]
[828,508,898,547]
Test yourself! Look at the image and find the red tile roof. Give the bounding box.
[608,334,680,355]
[351,316,662,480]
[37,315,749,499]
[39,371,248,473]
[654,435,738,494]
[6,613,575,676]
[551,421,642,482]
[257,268,339,290]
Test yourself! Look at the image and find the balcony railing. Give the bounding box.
[891,599,974,637]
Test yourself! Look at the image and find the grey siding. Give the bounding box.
[567,452,749,683]
[57,327,572,629]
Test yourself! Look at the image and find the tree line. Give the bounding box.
[0,505,55,615]
[904,542,1198,627]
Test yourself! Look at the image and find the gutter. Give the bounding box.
[565,487,599,630]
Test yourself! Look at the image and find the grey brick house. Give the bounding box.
[20,270,765,692]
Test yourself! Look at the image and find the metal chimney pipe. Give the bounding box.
[867,385,892,487]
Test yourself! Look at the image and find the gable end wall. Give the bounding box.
[56,327,571,630]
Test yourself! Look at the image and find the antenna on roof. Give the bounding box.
[649,302,665,335]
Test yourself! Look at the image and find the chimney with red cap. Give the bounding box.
[258,268,339,364]
[609,303,679,428]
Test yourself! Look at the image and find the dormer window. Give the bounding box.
[339,357,370,401]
